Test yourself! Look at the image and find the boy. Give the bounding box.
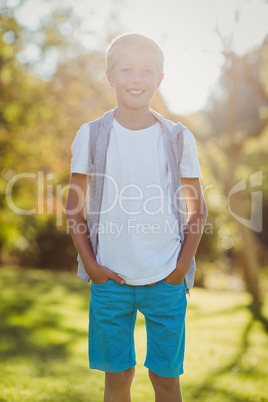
[66,33,207,402]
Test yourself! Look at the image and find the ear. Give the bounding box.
[106,70,115,88]
[156,73,164,90]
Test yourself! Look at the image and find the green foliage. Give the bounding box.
[0,5,171,269]
[0,3,267,295]
[0,7,116,265]
[185,40,268,281]
[0,267,267,401]
[12,217,77,270]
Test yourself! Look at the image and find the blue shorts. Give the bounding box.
[88,279,187,378]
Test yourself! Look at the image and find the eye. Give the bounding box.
[121,68,131,72]
[143,69,153,73]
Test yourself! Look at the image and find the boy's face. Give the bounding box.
[106,45,164,112]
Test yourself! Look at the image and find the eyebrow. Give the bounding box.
[119,63,154,68]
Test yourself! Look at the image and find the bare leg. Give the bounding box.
[149,370,183,402]
[104,366,135,402]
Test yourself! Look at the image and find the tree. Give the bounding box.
[204,35,268,303]
[0,4,171,269]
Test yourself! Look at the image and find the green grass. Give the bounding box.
[0,266,267,401]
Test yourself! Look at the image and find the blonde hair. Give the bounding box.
[106,33,164,77]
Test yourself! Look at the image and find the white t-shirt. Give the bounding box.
[71,118,202,285]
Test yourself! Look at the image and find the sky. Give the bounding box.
[12,0,268,114]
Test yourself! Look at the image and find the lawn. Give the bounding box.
[0,266,267,401]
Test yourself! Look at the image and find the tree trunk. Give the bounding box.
[229,187,261,304]
[238,223,260,304]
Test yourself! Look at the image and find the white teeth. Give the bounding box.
[128,90,143,95]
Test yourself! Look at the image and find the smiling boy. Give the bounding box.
[66,33,207,402]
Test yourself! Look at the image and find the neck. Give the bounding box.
[114,106,157,130]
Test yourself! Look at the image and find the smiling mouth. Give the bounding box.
[127,89,145,96]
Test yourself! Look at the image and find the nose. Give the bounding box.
[131,70,142,84]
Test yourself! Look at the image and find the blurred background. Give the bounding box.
[0,0,268,401]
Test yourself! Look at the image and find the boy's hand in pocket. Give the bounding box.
[90,264,125,285]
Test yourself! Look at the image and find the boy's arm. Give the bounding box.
[164,177,207,285]
[65,173,125,285]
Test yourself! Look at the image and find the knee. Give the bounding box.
[105,367,135,391]
[149,369,180,393]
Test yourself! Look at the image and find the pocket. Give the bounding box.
[162,279,185,287]
[91,279,112,287]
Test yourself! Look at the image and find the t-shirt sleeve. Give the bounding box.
[179,130,202,178]
[70,123,93,175]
